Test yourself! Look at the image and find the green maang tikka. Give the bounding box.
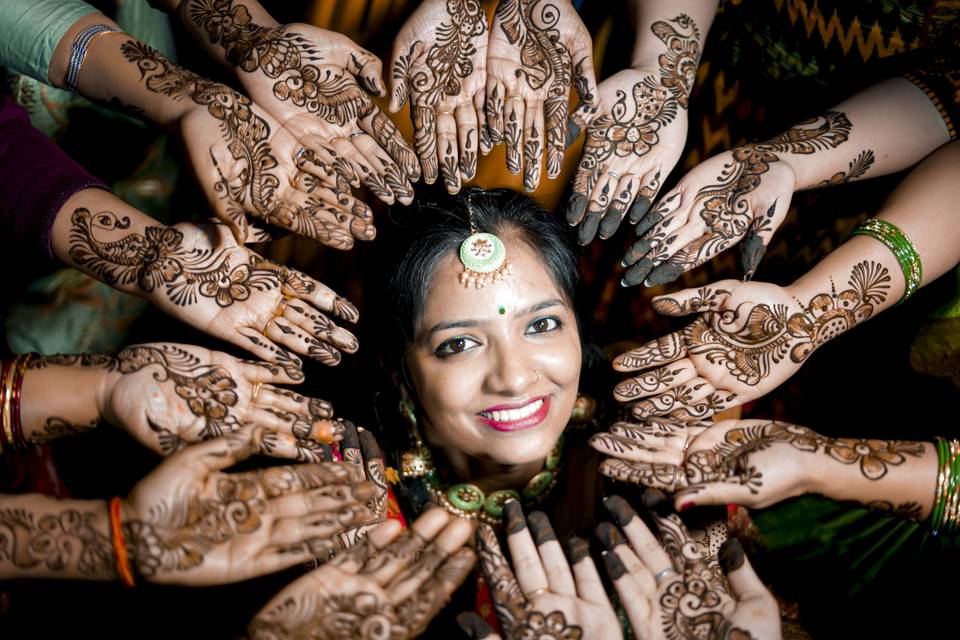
[459,194,512,288]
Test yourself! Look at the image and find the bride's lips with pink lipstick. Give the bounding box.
[476,396,551,432]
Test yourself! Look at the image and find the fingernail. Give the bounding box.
[595,522,626,549]
[564,535,590,564]
[719,538,745,573]
[646,264,683,287]
[527,511,557,545]
[578,213,601,245]
[565,120,581,147]
[602,549,628,579]
[566,194,588,225]
[457,612,496,639]
[679,501,694,512]
[603,495,637,526]
[627,196,652,225]
[642,488,671,516]
[504,499,526,534]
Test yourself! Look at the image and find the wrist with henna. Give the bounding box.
[0,495,118,581]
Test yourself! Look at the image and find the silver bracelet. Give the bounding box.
[65,24,120,93]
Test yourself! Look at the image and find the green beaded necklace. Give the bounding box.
[400,433,565,525]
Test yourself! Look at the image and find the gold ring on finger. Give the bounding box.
[251,382,263,403]
[293,147,308,167]
[524,588,548,600]
[506,96,523,104]
[275,297,288,319]
[436,108,455,116]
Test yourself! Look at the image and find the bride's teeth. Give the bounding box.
[484,399,543,423]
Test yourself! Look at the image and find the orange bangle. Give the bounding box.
[109,497,135,587]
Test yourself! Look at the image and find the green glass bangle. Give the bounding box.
[931,437,949,533]
[947,443,960,534]
[850,219,922,305]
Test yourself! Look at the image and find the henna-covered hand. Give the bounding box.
[622,111,858,286]
[120,38,376,246]
[65,209,360,373]
[182,0,420,207]
[389,0,490,192]
[91,342,340,456]
[476,501,621,639]
[119,427,378,585]
[589,418,711,487]
[567,14,702,245]
[247,508,477,639]
[599,493,781,639]
[602,420,928,515]
[486,0,598,192]
[612,263,891,420]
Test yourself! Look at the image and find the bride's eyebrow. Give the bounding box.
[425,298,564,337]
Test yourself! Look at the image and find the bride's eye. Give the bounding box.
[525,316,561,335]
[435,336,481,357]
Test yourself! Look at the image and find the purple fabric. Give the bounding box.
[0,94,106,261]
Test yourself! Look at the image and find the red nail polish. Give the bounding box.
[679,502,694,512]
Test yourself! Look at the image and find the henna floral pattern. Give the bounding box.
[0,508,114,577]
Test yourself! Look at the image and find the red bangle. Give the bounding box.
[109,497,136,587]
[11,353,35,449]
[0,360,13,453]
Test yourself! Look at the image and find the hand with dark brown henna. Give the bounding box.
[566,13,705,245]
[301,422,392,564]
[598,493,781,640]
[621,75,955,287]
[176,0,420,207]
[597,420,935,522]
[486,0,597,192]
[247,508,477,639]
[53,190,360,375]
[21,344,342,458]
[612,263,892,421]
[389,0,490,193]
[119,427,378,585]
[476,501,622,639]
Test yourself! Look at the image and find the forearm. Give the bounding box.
[790,140,960,310]
[49,187,176,300]
[0,494,117,581]
[775,78,951,190]
[19,355,118,445]
[810,440,937,521]
[48,12,203,126]
[629,0,717,71]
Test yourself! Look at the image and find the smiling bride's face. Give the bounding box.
[405,232,581,467]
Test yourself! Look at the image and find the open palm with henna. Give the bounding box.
[119,428,379,585]
[182,0,420,208]
[567,13,703,245]
[476,501,622,640]
[99,342,341,457]
[247,508,477,639]
[390,0,490,193]
[621,109,855,287]
[598,494,781,640]
[67,209,360,375]
[613,262,892,421]
[486,0,598,192]
[599,420,927,513]
[120,38,376,247]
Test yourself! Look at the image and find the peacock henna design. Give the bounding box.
[812,149,876,189]
[664,261,891,386]
[0,507,115,578]
[67,208,286,308]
